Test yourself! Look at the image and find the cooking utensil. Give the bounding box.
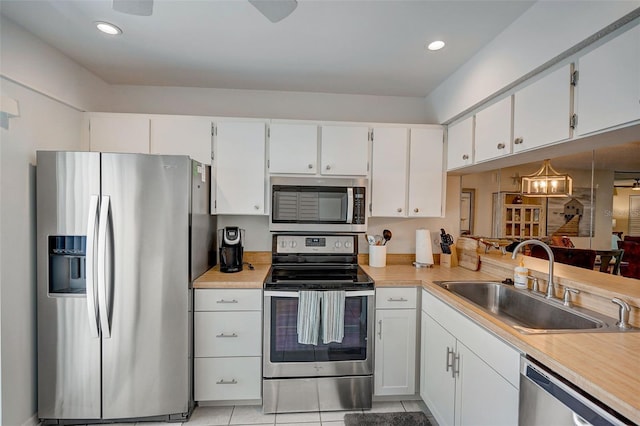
[374,235,383,245]
[366,234,376,246]
[382,229,392,245]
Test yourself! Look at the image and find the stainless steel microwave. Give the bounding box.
[270,177,367,232]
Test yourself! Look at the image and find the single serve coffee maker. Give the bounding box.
[219,227,244,273]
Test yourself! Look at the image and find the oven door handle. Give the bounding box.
[264,290,374,298]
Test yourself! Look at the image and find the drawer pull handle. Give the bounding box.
[497,143,506,149]
[216,333,238,338]
[387,297,408,302]
[216,379,238,385]
[462,154,469,160]
[216,299,238,304]
[378,319,382,340]
[514,137,523,145]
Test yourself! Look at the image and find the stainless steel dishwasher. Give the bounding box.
[519,357,632,426]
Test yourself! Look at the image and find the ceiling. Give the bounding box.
[0,0,535,97]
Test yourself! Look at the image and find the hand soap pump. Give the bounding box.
[514,259,529,289]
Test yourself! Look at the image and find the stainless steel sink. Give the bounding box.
[434,281,637,334]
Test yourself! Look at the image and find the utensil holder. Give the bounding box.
[369,245,387,267]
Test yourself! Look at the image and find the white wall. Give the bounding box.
[426,1,640,123]
[0,16,111,112]
[107,85,433,123]
[0,78,84,426]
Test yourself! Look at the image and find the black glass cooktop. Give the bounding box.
[264,265,373,290]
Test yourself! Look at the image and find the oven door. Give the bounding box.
[263,290,374,378]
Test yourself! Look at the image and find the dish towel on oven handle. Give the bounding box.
[297,291,321,345]
[322,290,346,344]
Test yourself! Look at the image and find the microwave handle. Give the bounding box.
[346,187,354,224]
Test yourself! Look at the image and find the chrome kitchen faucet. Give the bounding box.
[511,240,558,300]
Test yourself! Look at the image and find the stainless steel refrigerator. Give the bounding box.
[36,151,216,423]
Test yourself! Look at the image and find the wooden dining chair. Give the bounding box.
[595,249,624,275]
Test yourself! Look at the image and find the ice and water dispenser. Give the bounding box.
[48,235,87,295]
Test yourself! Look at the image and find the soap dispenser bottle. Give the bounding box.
[514,259,529,289]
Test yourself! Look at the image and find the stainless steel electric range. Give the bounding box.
[263,234,374,414]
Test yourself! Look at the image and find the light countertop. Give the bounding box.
[192,256,640,423]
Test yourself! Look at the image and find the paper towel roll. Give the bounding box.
[415,229,434,265]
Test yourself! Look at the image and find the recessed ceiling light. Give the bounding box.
[427,40,445,51]
[95,21,122,35]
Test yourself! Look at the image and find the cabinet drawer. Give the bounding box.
[376,287,417,309]
[195,289,262,311]
[195,311,262,357]
[194,357,262,401]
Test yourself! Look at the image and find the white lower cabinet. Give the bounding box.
[421,290,520,426]
[194,289,262,402]
[374,287,417,396]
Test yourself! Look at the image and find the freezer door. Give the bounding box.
[100,153,190,419]
[36,151,102,420]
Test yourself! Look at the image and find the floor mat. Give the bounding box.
[344,411,431,426]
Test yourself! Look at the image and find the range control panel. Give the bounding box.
[275,234,356,254]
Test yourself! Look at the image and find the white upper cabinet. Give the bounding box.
[371,127,409,217]
[474,96,512,163]
[513,65,573,153]
[446,117,473,170]
[577,24,640,136]
[268,122,318,174]
[89,114,150,153]
[320,125,370,176]
[371,126,443,218]
[409,127,444,217]
[150,116,213,165]
[214,121,266,215]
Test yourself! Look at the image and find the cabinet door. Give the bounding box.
[409,127,444,217]
[320,125,369,175]
[269,122,318,174]
[150,117,212,165]
[446,117,473,170]
[89,115,150,153]
[577,25,640,136]
[422,313,456,426]
[455,343,519,426]
[374,309,416,396]
[370,127,408,217]
[474,97,512,163]
[215,121,266,215]
[513,65,572,152]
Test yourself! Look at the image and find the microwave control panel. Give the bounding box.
[353,187,366,224]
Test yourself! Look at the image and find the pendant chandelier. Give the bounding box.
[521,159,572,197]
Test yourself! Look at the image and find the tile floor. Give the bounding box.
[182,400,438,426]
[68,400,438,426]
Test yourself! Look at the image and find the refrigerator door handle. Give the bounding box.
[85,195,100,338]
[97,195,112,338]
